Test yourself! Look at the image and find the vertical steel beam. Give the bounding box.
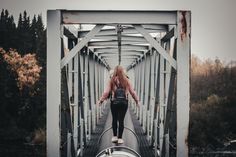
[143,54,151,132]
[47,10,61,157]
[74,54,79,151]
[148,49,156,144]
[87,53,92,138]
[90,55,96,131]
[94,60,99,123]
[159,56,165,155]
[136,62,140,118]
[82,52,88,146]
[78,52,85,156]
[139,60,144,124]
[164,36,172,157]
[151,51,159,147]
[84,53,89,142]
[176,11,191,157]
[133,66,138,114]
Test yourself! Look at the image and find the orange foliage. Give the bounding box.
[0,47,42,90]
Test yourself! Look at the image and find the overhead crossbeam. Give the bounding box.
[102,56,139,60]
[88,40,148,46]
[94,50,145,55]
[98,53,142,57]
[62,10,177,24]
[90,45,149,50]
[78,27,161,37]
[93,46,148,53]
[92,35,147,42]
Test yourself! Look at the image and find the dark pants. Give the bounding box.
[110,101,128,138]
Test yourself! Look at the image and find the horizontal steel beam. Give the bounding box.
[78,27,162,37]
[102,56,139,59]
[62,10,177,24]
[90,45,149,50]
[94,46,148,53]
[88,40,148,46]
[94,49,146,53]
[92,35,146,42]
[94,50,145,55]
[105,24,168,30]
[98,53,143,57]
[105,60,134,65]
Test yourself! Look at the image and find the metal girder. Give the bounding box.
[176,11,191,157]
[93,46,148,53]
[47,10,61,157]
[99,53,142,57]
[47,10,191,157]
[62,10,177,24]
[90,45,149,50]
[133,24,177,69]
[88,40,148,46]
[108,24,168,30]
[105,58,135,62]
[78,27,160,37]
[105,58,137,62]
[61,24,104,68]
[161,27,175,43]
[64,25,78,39]
[142,24,168,30]
[95,50,144,55]
[93,35,147,42]
[94,45,148,50]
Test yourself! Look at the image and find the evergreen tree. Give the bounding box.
[0,9,5,47]
[0,9,16,50]
[21,10,31,54]
[16,13,23,52]
[33,14,46,129]
[30,15,37,52]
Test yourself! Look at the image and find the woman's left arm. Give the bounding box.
[98,81,111,104]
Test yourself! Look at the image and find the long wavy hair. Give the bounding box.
[110,65,129,92]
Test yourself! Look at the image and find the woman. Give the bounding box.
[97,65,139,144]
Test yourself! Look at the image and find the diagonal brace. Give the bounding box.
[60,24,104,68]
[133,24,177,69]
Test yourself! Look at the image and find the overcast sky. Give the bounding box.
[1,0,236,63]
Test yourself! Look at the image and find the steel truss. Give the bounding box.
[47,10,191,157]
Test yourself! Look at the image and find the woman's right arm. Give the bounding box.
[128,80,139,105]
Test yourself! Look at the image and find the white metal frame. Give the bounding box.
[47,10,191,157]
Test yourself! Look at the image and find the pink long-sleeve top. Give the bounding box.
[99,78,139,104]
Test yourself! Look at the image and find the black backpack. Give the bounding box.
[112,86,128,105]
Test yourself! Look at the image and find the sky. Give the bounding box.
[1,0,236,63]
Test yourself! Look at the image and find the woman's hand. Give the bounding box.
[136,101,140,108]
[96,100,103,106]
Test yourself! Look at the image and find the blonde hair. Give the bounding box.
[110,65,129,92]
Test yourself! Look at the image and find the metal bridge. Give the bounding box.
[47,10,191,157]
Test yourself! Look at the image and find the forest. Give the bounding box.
[0,9,235,156]
[0,9,46,156]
